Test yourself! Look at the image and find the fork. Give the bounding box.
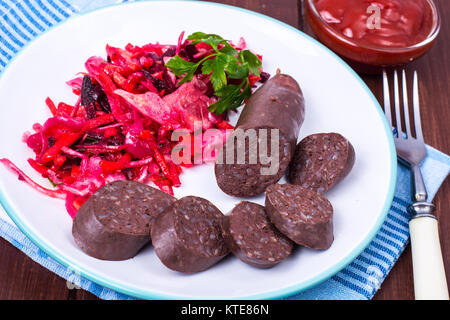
[383,70,449,300]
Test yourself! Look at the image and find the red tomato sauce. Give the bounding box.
[315,0,434,48]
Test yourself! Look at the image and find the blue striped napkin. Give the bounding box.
[0,0,449,300]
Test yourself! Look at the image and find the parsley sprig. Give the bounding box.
[166,32,262,115]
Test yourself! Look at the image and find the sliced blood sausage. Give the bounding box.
[151,196,229,273]
[223,201,293,268]
[265,184,333,250]
[215,73,305,197]
[72,180,176,260]
[288,133,355,193]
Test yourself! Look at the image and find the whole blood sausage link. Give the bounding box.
[215,73,305,197]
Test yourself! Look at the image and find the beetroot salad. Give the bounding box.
[1,31,268,218]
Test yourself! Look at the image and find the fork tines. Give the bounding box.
[382,69,423,142]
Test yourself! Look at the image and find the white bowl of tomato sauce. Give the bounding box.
[305,0,440,73]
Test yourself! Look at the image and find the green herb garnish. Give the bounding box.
[48,178,60,187]
[166,32,262,115]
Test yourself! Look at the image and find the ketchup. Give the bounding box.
[315,0,433,48]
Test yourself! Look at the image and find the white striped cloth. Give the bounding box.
[0,0,449,300]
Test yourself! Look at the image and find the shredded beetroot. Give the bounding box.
[1,32,267,218]
[0,159,66,199]
[176,31,185,55]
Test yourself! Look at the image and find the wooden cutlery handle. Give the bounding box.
[409,215,449,300]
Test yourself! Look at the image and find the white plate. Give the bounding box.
[0,1,396,299]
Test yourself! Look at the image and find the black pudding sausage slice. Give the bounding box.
[72,180,176,260]
[215,73,305,197]
[288,133,355,193]
[151,196,229,273]
[223,201,293,268]
[265,184,333,250]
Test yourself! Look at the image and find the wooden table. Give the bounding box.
[0,0,448,300]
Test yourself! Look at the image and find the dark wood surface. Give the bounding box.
[0,0,448,300]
